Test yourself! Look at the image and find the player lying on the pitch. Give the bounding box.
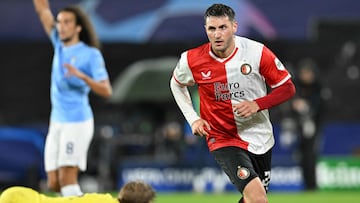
[0,180,155,203]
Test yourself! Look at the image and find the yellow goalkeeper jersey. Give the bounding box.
[0,186,118,203]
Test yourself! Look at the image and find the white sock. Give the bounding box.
[61,184,83,197]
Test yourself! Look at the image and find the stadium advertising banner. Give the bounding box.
[317,157,360,190]
[118,164,304,192]
[120,165,233,193]
[118,157,360,192]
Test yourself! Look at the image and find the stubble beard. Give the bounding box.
[61,37,72,44]
[60,32,77,44]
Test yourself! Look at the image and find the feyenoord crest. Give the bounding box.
[237,166,250,180]
[240,63,252,75]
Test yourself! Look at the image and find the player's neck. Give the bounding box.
[211,42,236,59]
[211,44,236,60]
[62,36,80,47]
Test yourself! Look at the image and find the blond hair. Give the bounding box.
[118,181,156,203]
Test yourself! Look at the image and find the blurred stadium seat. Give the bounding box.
[0,127,46,190]
[321,123,360,155]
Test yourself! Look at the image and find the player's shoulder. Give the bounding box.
[81,42,100,52]
[191,42,209,52]
[186,42,210,58]
[235,36,264,50]
[81,193,118,203]
[0,186,38,203]
[1,186,36,194]
[79,43,103,58]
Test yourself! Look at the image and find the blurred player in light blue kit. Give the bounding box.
[32,0,112,197]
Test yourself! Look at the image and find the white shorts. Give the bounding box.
[44,119,94,172]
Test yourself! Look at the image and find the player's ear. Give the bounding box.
[232,21,238,33]
[76,25,82,33]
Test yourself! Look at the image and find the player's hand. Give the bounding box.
[233,100,259,118]
[63,63,86,79]
[191,119,211,137]
[292,98,309,114]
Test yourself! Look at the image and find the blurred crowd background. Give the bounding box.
[0,0,360,193]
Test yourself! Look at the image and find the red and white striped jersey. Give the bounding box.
[173,36,291,154]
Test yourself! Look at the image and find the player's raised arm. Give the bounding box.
[33,0,55,36]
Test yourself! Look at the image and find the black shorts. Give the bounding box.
[211,146,272,193]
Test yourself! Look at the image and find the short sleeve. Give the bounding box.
[49,28,58,47]
[172,51,195,85]
[89,49,109,81]
[259,46,291,88]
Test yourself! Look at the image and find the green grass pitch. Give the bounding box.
[153,191,360,203]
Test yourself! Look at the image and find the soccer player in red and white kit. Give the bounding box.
[170,4,295,203]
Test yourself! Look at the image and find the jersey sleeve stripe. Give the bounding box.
[270,74,291,88]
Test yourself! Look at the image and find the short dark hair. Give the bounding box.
[60,5,100,48]
[204,4,236,23]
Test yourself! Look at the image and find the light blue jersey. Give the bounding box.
[49,29,109,122]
